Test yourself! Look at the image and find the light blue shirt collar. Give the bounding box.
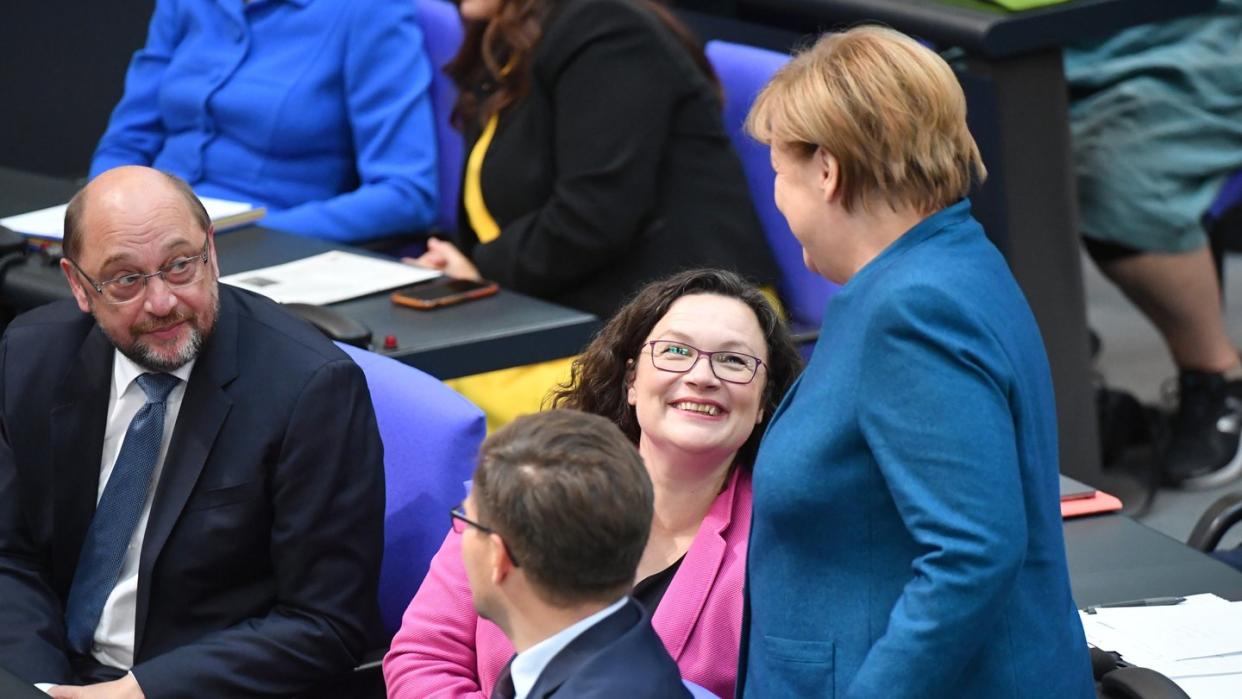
[511,597,629,699]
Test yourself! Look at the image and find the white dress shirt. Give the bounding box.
[511,597,628,699]
[90,352,194,669]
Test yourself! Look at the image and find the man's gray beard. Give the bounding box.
[97,291,219,373]
[123,324,207,372]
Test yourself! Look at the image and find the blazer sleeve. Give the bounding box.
[259,0,439,242]
[0,334,74,685]
[850,287,1027,698]
[129,359,386,698]
[383,531,491,699]
[470,1,681,298]
[89,0,182,177]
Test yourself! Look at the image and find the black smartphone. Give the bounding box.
[390,277,500,310]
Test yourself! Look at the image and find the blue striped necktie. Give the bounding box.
[64,372,180,656]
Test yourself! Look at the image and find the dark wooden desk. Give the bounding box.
[0,167,600,379]
[678,0,1217,487]
[1065,515,1242,607]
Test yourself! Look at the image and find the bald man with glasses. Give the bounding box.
[0,166,385,698]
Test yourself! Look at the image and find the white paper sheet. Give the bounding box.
[220,250,440,305]
[0,197,258,240]
[1080,593,1242,695]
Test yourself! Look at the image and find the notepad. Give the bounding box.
[0,197,265,241]
[220,250,440,305]
[1080,593,1242,694]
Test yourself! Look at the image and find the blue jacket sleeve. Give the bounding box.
[260,0,438,242]
[90,0,182,178]
[850,287,1027,698]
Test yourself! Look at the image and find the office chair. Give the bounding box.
[705,40,839,344]
[336,343,486,632]
[1091,648,1192,699]
[302,344,484,698]
[1187,491,1242,571]
[415,0,466,237]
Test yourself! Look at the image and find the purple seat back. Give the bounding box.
[706,40,838,330]
[415,0,465,236]
[1208,169,1242,224]
[338,343,485,633]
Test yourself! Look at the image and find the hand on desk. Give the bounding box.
[47,673,144,699]
[407,238,481,281]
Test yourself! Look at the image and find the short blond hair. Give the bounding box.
[747,25,986,215]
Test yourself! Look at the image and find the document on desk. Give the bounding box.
[1080,594,1242,697]
[0,197,263,240]
[220,250,440,305]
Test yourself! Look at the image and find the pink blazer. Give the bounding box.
[383,468,752,699]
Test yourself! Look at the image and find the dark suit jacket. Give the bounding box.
[521,598,690,699]
[459,0,779,318]
[0,285,385,698]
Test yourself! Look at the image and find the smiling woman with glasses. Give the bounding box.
[385,270,801,699]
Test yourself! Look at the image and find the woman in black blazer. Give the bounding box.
[414,0,778,318]
[414,0,779,427]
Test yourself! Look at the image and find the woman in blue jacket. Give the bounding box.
[738,27,1095,698]
[90,0,438,243]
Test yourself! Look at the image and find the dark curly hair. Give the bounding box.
[548,269,802,469]
[446,0,720,129]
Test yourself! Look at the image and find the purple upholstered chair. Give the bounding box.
[415,0,465,237]
[337,343,485,633]
[706,40,839,342]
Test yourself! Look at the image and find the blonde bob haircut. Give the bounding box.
[747,25,986,215]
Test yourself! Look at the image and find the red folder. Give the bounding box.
[1060,491,1123,518]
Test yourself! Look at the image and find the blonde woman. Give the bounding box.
[738,27,1095,697]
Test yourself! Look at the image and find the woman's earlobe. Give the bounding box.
[625,358,637,406]
[818,149,839,201]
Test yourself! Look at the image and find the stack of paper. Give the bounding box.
[0,197,264,241]
[220,250,440,305]
[1080,594,1242,697]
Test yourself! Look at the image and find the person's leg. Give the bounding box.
[1098,245,1239,373]
[1098,243,1242,487]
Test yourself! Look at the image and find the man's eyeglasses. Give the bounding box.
[646,340,765,385]
[450,506,520,566]
[68,239,211,305]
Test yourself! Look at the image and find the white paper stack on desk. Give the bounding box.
[1079,593,1242,697]
[0,197,265,241]
[220,250,440,305]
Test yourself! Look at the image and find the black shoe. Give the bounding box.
[1163,370,1242,488]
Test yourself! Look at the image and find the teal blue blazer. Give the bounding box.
[739,201,1094,698]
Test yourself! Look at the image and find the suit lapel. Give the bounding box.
[134,295,238,652]
[651,469,745,662]
[49,327,113,594]
[527,600,640,698]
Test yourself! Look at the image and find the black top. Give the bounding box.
[459,0,779,317]
[632,554,685,613]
